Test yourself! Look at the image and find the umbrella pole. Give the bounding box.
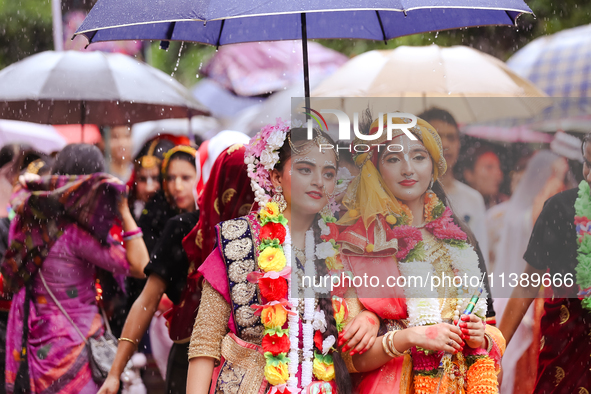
[300,13,311,115]
[80,101,86,143]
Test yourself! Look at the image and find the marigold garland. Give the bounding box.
[574,180,591,310]
[390,192,497,394]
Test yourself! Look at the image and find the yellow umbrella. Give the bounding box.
[310,45,550,124]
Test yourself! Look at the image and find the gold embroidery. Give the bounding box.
[195,229,203,249]
[224,238,252,261]
[222,188,237,205]
[222,220,248,241]
[228,259,255,283]
[217,334,266,394]
[238,204,252,216]
[231,282,256,305]
[189,281,231,361]
[216,361,247,394]
[559,305,570,324]
[540,336,545,351]
[214,198,220,215]
[235,305,260,327]
[240,326,265,345]
[555,366,565,386]
[578,388,589,394]
[227,143,243,155]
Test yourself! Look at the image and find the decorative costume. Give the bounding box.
[1,174,129,394]
[336,115,505,394]
[189,120,358,394]
[522,183,591,392]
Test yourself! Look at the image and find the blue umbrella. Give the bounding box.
[75,0,532,101]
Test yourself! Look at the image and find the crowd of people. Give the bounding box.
[0,108,588,394]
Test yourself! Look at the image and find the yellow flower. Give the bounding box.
[326,255,344,270]
[386,215,397,225]
[313,359,335,381]
[365,244,374,253]
[258,247,286,272]
[261,304,288,329]
[264,362,289,385]
[260,202,280,220]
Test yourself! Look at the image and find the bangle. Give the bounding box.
[483,332,494,353]
[123,232,143,242]
[382,332,396,358]
[388,330,405,357]
[118,337,138,349]
[122,228,142,238]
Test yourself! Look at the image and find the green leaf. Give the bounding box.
[264,352,290,366]
[264,327,290,337]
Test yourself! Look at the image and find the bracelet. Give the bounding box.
[123,232,143,242]
[122,228,142,238]
[119,337,138,349]
[388,330,405,357]
[483,332,494,353]
[382,332,396,358]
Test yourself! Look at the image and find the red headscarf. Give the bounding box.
[183,143,255,273]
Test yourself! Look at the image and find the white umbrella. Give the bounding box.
[0,50,209,126]
[311,45,551,124]
[0,119,67,153]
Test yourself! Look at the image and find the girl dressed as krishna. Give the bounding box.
[186,120,381,394]
[336,113,506,394]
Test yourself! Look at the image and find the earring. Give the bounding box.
[273,186,287,213]
[429,179,434,190]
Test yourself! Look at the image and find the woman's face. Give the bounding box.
[135,166,160,203]
[275,146,337,218]
[378,135,433,204]
[166,159,197,211]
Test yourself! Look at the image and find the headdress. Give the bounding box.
[161,145,197,209]
[340,113,447,228]
[135,139,161,169]
[244,118,291,204]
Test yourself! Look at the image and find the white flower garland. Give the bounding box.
[284,228,300,390]
[301,229,316,388]
[399,244,487,327]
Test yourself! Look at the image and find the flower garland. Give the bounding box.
[390,192,494,394]
[245,119,345,393]
[573,180,591,310]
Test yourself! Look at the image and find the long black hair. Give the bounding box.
[277,127,353,394]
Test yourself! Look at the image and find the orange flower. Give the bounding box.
[467,357,498,394]
[424,192,439,222]
[261,304,288,329]
[414,375,447,394]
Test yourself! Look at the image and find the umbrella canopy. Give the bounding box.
[506,23,591,132]
[76,0,531,46]
[74,0,532,100]
[310,45,550,124]
[54,124,103,144]
[203,41,347,96]
[0,120,67,154]
[0,50,209,125]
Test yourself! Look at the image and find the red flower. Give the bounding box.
[390,225,422,260]
[314,330,324,351]
[425,207,467,241]
[260,222,286,243]
[262,333,291,356]
[259,277,288,301]
[321,222,340,242]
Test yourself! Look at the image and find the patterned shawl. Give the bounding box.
[1,173,126,292]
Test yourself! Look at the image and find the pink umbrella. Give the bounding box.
[203,41,348,97]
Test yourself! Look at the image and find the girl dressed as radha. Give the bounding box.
[336,114,506,394]
[186,120,380,394]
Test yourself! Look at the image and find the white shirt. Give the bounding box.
[446,179,489,268]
